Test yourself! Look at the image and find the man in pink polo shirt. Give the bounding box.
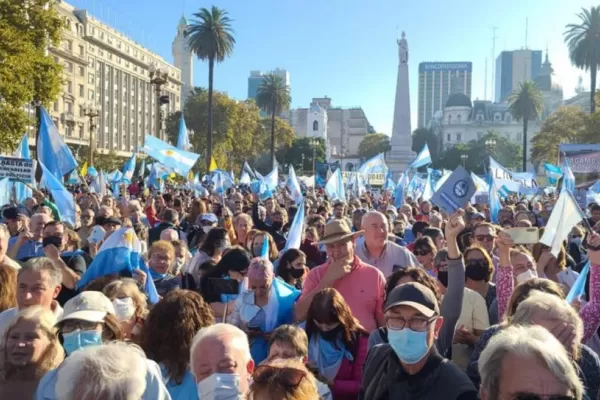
[294,219,386,332]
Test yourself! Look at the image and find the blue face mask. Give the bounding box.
[387,328,430,364]
[149,268,168,280]
[62,329,103,355]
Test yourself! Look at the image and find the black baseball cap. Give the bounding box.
[2,207,27,220]
[384,282,439,318]
[102,217,122,226]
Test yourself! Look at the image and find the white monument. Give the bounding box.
[172,16,194,107]
[387,31,415,175]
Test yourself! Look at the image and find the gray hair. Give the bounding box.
[163,208,179,224]
[19,257,62,288]
[511,291,583,357]
[479,325,583,400]
[190,323,251,377]
[55,342,147,400]
[361,210,388,231]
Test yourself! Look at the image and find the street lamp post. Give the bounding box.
[461,154,468,168]
[149,63,169,142]
[485,139,496,173]
[301,154,305,176]
[310,138,318,175]
[83,103,100,166]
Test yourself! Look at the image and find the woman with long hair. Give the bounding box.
[186,228,230,286]
[250,231,279,261]
[233,213,253,247]
[0,307,64,398]
[277,249,308,289]
[103,278,149,343]
[0,264,17,313]
[305,288,369,400]
[140,290,215,400]
[463,245,497,323]
[230,257,300,364]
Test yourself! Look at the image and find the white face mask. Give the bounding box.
[112,297,135,321]
[197,373,242,400]
[203,226,213,234]
[516,269,538,284]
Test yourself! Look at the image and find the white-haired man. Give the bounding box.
[7,213,49,261]
[355,211,419,277]
[190,323,254,399]
[479,324,583,400]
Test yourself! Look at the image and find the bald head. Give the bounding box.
[30,213,50,239]
[362,211,389,248]
[160,228,178,242]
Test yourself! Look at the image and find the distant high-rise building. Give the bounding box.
[247,68,290,100]
[417,62,472,128]
[495,49,542,102]
[172,16,194,107]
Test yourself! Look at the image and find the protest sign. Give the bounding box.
[489,157,537,192]
[474,193,489,204]
[431,166,476,215]
[0,156,36,185]
[559,144,600,187]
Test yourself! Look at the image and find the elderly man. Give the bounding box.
[360,282,477,400]
[478,325,583,400]
[295,219,386,332]
[355,211,419,277]
[7,213,49,261]
[43,221,87,305]
[160,228,179,242]
[190,323,254,398]
[77,208,94,248]
[0,257,63,336]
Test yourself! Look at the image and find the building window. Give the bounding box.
[64,40,72,51]
[66,102,73,113]
[53,102,59,112]
[457,133,462,142]
[447,133,451,142]
[313,121,318,131]
[79,45,84,56]
[79,105,84,117]
[506,114,512,123]
[79,84,84,97]
[66,81,72,93]
[457,114,462,122]
[476,113,484,122]
[65,61,73,73]
[78,66,84,76]
[89,57,95,68]
[448,115,452,124]
[494,113,501,122]
[88,89,95,100]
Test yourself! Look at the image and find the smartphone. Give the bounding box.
[209,278,240,296]
[507,227,539,244]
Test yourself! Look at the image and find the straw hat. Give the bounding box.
[318,219,363,245]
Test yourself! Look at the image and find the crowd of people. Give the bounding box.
[0,180,599,400]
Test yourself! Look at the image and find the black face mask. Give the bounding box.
[319,324,343,342]
[289,268,305,279]
[465,260,490,281]
[42,235,63,249]
[271,221,283,231]
[394,231,404,239]
[437,270,449,287]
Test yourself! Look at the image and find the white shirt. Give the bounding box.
[0,302,64,339]
[452,288,490,370]
[354,236,420,278]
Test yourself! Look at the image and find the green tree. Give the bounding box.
[508,81,543,171]
[254,117,294,172]
[357,133,391,161]
[276,137,326,174]
[0,0,64,151]
[187,6,235,170]
[531,106,588,166]
[93,150,125,173]
[565,6,600,114]
[256,74,292,168]
[411,127,439,161]
[165,110,184,146]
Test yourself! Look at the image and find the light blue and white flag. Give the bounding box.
[471,173,490,193]
[38,107,78,180]
[561,156,576,193]
[176,114,191,151]
[87,166,98,177]
[408,144,432,169]
[358,153,388,176]
[325,168,346,203]
[421,170,434,201]
[566,261,589,304]
[122,153,136,183]
[489,176,502,224]
[240,171,251,185]
[40,162,76,227]
[544,163,563,186]
[0,178,11,207]
[590,180,600,194]
[13,133,33,203]
[489,156,537,192]
[263,164,279,192]
[242,161,255,180]
[498,185,511,199]
[67,169,80,185]
[140,135,199,176]
[90,170,106,196]
[75,228,159,304]
[147,164,163,191]
[540,190,586,257]
[287,165,303,205]
[394,172,409,208]
[284,201,305,251]
[383,171,396,192]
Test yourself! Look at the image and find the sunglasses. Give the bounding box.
[252,365,307,388]
[414,249,432,256]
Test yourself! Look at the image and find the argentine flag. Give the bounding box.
[141,135,200,176]
[408,144,432,169]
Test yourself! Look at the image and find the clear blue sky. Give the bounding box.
[70,0,592,135]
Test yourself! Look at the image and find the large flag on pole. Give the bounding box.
[284,201,305,251]
[13,133,33,203]
[140,135,199,176]
[408,144,432,169]
[38,107,78,180]
[539,190,586,257]
[40,162,76,227]
[325,168,346,203]
[287,165,302,205]
[489,176,502,224]
[544,163,563,186]
[122,153,136,183]
[176,114,191,151]
[561,155,576,193]
[358,153,388,176]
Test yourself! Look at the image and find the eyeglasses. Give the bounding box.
[252,365,307,387]
[475,235,496,242]
[509,393,576,400]
[387,316,437,332]
[61,320,102,333]
[414,249,432,256]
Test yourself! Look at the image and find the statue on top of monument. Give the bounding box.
[397,31,408,64]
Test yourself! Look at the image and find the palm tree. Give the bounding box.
[187,6,235,170]
[508,81,543,172]
[256,74,291,168]
[565,6,600,113]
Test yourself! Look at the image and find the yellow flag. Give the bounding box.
[187,170,194,181]
[209,157,218,172]
[80,161,88,177]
